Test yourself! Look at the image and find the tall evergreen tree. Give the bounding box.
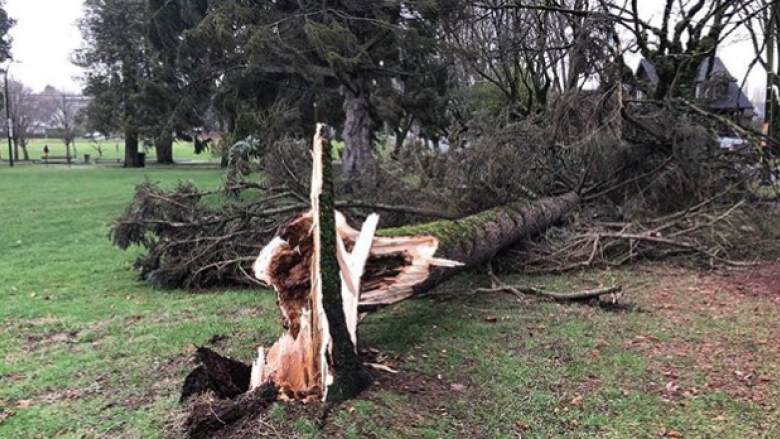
[143,0,212,164]
[195,0,449,183]
[0,0,13,63]
[77,0,147,168]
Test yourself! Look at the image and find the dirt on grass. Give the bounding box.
[627,264,780,407]
[23,329,81,353]
[176,348,483,439]
[718,262,780,307]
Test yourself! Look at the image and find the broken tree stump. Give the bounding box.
[248,126,581,402]
[250,125,373,402]
[179,124,581,406]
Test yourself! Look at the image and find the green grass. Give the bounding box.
[23,138,218,163]
[1,167,779,438]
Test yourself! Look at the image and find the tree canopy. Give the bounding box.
[0,0,13,64]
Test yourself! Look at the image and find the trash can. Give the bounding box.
[84,154,91,164]
[138,153,146,168]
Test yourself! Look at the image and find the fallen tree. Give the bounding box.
[179,126,584,437]
[114,100,779,292]
[250,126,580,396]
[118,106,780,437]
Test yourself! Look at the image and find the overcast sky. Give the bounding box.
[6,0,83,92]
[4,0,767,98]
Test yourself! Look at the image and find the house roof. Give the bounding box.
[636,57,752,111]
[708,81,754,110]
[637,58,659,84]
[696,57,731,81]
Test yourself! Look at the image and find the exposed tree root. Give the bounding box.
[185,383,278,439]
[181,347,252,403]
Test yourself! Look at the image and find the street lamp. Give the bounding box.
[2,60,20,168]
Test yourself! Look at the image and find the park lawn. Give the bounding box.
[24,139,218,163]
[0,167,779,438]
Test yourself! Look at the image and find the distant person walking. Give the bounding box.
[43,145,50,163]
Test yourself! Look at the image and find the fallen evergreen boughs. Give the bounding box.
[112,101,780,291]
[111,180,302,289]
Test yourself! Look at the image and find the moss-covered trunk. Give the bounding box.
[394,192,580,264]
[358,192,580,310]
[316,125,373,401]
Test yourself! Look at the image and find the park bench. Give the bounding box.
[41,156,74,164]
[93,158,122,164]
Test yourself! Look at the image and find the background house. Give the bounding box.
[634,57,753,124]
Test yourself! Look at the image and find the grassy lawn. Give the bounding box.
[1,167,779,438]
[23,139,217,163]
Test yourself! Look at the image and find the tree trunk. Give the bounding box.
[360,192,580,310]
[249,125,372,403]
[155,131,174,164]
[125,130,141,168]
[315,124,372,401]
[20,141,29,161]
[13,139,18,161]
[341,77,374,188]
[392,128,407,159]
[253,189,579,401]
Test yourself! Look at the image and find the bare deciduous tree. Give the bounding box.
[7,79,40,161]
[444,0,619,121]
[51,92,82,163]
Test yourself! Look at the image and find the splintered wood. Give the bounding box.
[251,125,461,402]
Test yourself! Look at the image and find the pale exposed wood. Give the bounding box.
[248,125,333,402]
[334,217,463,309]
[365,363,399,374]
[336,213,379,346]
[249,347,266,391]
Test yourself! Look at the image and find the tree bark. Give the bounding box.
[20,141,29,161]
[155,131,174,164]
[125,130,141,168]
[358,192,581,311]
[341,77,374,188]
[316,125,373,401]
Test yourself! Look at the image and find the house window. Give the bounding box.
[636,89,644,100]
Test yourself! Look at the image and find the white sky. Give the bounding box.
[630,0,765,98]
[6,0,84,93]
[3,0,767,98]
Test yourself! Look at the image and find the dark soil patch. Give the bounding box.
[718,263,780,306]
[177,348,481,438]
[24,329,81,352]
[181,347,251,403]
